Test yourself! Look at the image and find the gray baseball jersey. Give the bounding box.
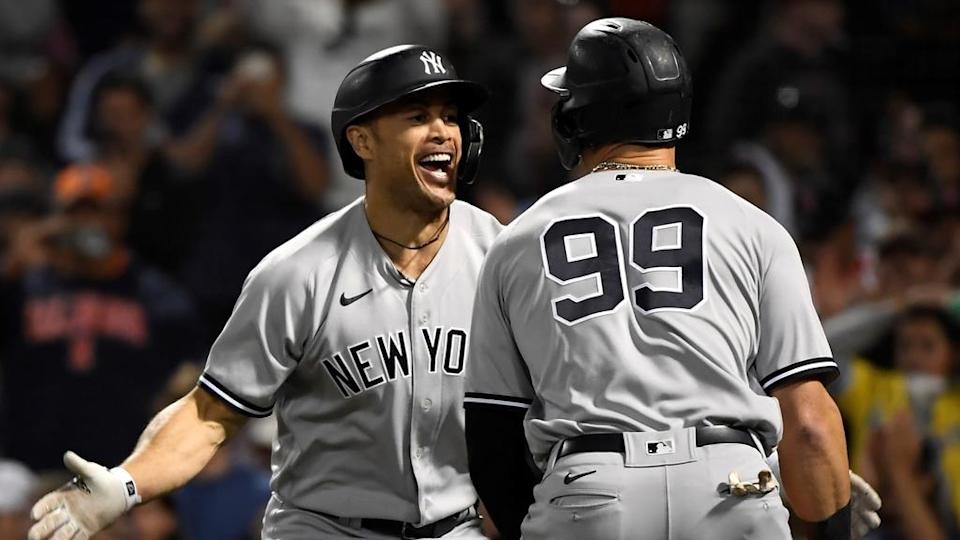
[199,197,502,528]
[465,169,838,467]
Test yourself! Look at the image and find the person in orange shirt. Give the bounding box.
[0,163,202,471]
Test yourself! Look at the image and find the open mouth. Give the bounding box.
[417,152,454,183]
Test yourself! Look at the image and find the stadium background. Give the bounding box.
[0,0,958,538]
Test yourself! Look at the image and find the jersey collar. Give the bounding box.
[353,198,459,289]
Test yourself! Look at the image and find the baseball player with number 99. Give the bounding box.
[464,18,880,540]
[29,45,501,539]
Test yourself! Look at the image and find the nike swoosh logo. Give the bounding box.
[339,289,373,306]
[563,470,597,484]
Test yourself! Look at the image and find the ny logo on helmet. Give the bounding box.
[419,51,446,75]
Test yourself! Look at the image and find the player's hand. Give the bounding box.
[28,452,137,540]
[849,471,881,539]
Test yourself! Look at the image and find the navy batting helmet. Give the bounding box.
[332,45,488,183]
[541,18,693,170]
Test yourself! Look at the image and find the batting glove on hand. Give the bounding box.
[28,452,140,540]
[850,471,881,539]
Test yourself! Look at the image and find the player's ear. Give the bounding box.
[346,124,375,161]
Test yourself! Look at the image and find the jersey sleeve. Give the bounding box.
[465,242,535,410]
[754,222,838,394]
[198,258,311,417]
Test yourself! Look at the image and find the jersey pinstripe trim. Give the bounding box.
[760,357,839,393]
[198,373,274,417]
[464,392,533,409]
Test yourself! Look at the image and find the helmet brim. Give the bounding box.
[420,79,489,113]
[356,79,489,124]
[540,67,570,98]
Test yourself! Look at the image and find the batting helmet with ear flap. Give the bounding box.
[541,18,693,170]
[332,44,488,183]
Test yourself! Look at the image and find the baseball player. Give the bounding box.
[29,45,501,540]
[464,19,857,540]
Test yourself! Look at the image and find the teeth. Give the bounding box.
[420,153,452,163]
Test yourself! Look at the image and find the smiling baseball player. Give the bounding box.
[29,45,501,540]
[464,19,859,540]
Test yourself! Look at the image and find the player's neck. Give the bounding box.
[364,189,450,280]
[579,145,676,176]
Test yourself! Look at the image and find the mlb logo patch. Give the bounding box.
[126,481,136,496]
[646,438,676,455]
[657,128,673,140]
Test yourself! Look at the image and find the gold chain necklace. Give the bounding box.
[590,161,678,174]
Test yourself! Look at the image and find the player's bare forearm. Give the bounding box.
[772,379,850,522]
[121,387,248,501]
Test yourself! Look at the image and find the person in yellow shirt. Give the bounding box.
[834,306,959,539]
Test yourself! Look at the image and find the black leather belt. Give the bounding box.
[322,507,470,539]
[557,426,771,459]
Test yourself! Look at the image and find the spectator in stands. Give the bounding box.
[89,73,198,277]
[703,0,863,252]
[728,77,853,241]
[852,98,959,257]
[854,159,937,254]
[717,82,869,319]
[806,206,865,318]
[177,46,328,341]
[0,163,202,471]
[820,230,954,374]
[0,0,71,159]
[873,232,948,304]
[57,0,228,162]
[836,307,960,539]
[705,0,852,158]
[822,225,960,536]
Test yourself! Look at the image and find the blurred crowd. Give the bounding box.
[0,0,958,539]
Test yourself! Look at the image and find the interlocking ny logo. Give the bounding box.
[419,51,446,75]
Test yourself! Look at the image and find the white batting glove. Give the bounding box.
[850,471,881,538]
[28,452,141,540]
[765,452,881,539]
